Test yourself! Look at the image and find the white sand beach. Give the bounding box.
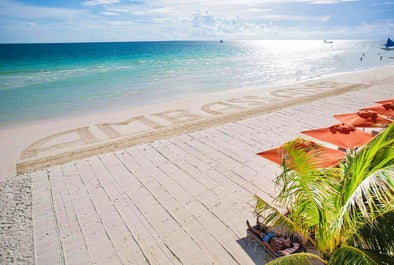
[1,66,393,179]
[0,66,393,264]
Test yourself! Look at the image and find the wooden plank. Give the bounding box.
[129,144,255,264]
[115,148,215,264]
[31,170,65,265]
[88,154,178,265]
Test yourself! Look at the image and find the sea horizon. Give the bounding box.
[0,38,386,44]
[1,39,393,128]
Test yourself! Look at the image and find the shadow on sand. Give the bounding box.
[237,236,272,265]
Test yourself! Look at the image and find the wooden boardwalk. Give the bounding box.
[27,84,392,265]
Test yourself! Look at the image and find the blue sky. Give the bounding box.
[0,0,393,43]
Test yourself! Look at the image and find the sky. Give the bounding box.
[0,0,393,43]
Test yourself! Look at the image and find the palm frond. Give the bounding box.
[332,123,394,237]
[350,167,394,219]
[254,194,294,228]
[254,194,318,244]
[348,209,394,255]
[275,139,342,249]
[329,246,394,265]
[266,252,326,265]
[276,140,339,214]
[332,166,394,240]
[338,122,394,210]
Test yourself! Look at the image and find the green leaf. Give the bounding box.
[349,210,394,255]
[266,252,326,265]
[329,246,394,265]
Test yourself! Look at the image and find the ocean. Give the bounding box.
[0,40,393,127]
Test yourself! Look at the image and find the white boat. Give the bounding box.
[381,37,394,50]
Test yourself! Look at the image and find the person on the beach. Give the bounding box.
[247,220,293,252]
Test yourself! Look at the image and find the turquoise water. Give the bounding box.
[0,40,393,127]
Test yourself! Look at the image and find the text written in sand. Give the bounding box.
[17,81,360,173]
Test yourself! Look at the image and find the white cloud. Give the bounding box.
[105,7,153,16]
[0,0,86,21]
[190,10,265,38]
[101,11,120,16]
[0,0,103,42]
[354,20,394,37]
[0,0,389,43]
[252,0,358,3]
[305,0,358,3]
[81,0,121,7]
[374,1,394,5]
[131,0,355,4]
[260,15,331,22]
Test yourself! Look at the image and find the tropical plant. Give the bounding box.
[254,122,394,265]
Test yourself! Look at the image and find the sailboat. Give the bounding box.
[381,37,394,50]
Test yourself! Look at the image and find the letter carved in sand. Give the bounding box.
[153,109,204,124]
[225,96,282,106]
[201,101,245,115]
[271,87,325,98]
[304,81,342,88]
[97,116,164,138]
[20,127,97,160]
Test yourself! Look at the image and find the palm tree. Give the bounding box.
[254,122,394,265]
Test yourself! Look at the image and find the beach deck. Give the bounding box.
[1,69,393,264]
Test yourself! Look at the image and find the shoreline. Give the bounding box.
[1,65,391,131]
[1,66,394,179]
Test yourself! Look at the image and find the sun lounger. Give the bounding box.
[246,221,305,258]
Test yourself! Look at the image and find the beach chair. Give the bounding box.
[246,220,305,258]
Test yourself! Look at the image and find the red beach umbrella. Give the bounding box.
[257,139,346,168]
[333,110,392,128]
[375,98,394,104]
[301,123,374,149]
[361,103,394,117]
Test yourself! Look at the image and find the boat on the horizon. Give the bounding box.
[381,37,394,50]
[324,40,333,43]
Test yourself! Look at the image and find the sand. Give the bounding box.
[0,66,393,264]
[1,66,393,179]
